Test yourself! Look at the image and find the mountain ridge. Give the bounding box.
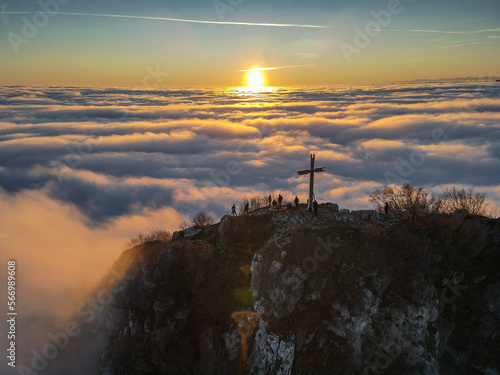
[41,204,500,375]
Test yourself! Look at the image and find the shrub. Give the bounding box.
[179,220,191,230]
[369,184,441,221]
[441,187,486,216]
[178,211,215,230]
[238,195,268,214]
[127,229,172,248]
[483,202,500,218]
[191,211,215,228]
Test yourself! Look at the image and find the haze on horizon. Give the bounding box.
[0,0,499,87]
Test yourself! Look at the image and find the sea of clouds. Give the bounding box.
[1,80,499,223]
[0,79,499,372]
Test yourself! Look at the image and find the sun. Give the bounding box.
[246,71,265,87]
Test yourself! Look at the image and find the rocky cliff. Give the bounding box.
[100,205,500,375]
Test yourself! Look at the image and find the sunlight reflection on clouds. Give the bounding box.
[0,79,499,226]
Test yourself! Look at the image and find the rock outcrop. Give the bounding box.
[99,205,500,375]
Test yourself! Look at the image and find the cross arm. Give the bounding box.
[313,167,325,173]
[297,169,311,175]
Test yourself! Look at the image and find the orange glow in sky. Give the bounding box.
[0,1,498,86]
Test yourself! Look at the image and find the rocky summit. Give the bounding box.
[97,204,499,375]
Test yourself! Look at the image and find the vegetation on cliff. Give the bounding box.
[101,186,499,374]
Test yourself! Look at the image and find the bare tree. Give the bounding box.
[179,220,191,230]
[371,184,498,220]
[191,211,215,227]
[127,229,172,248]
[238,195,268,214]
[441,187,486,216]
[483,202,500,218]
[369,184,441,221]
[250,195,268,210]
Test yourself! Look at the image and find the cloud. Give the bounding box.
[237,64,319,72]
[0,11,329,28]
[378,27,500,35]
[0,81,499,226]
[1,82,499,372]
[0,188,183,368]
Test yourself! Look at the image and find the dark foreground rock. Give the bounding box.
[98,206,499,375]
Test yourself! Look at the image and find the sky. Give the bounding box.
[0,1,499,373]
[0,0,499,86]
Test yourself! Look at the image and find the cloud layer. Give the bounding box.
[1,80,499,224]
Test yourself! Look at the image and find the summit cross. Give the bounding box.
[297,154,325,210]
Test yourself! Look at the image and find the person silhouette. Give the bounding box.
[232,204,237,216]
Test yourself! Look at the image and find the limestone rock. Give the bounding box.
[99,209,500,375]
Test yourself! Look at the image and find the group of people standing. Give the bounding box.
[231,201,251,216]
[268,194,285,208]
[231,203,248,216]
[231,194,319,216]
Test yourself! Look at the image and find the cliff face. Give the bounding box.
[101,205,500,375]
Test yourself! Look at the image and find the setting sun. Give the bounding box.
[246,71,265,87]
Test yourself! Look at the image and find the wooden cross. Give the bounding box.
[297,154,325,209]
